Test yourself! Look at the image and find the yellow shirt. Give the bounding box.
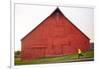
[78,49,81,54]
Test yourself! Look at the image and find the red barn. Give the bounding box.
[21,8,91,60]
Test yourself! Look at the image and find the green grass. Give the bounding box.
[15,50,94,65]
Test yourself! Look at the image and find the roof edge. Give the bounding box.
[21,7,90,41]
[21,7,60,41]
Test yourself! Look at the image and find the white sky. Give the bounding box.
[15,4,94,51]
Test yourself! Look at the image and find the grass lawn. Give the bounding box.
[15,50,94,65]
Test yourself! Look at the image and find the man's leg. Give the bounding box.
[78,54,80,59]
[80,53,83,56]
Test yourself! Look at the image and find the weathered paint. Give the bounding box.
[21,8,90,60]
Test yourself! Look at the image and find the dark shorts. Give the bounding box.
[78,53,83,58]
[78,53,83,56]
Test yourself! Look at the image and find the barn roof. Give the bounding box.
[21,7,90,41]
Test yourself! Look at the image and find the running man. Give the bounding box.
[78,48,83,59]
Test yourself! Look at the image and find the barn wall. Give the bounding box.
[21,9,90,60]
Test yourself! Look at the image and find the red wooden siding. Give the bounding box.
[21,8,91,60]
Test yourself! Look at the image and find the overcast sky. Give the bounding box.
[15,4,94,51]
